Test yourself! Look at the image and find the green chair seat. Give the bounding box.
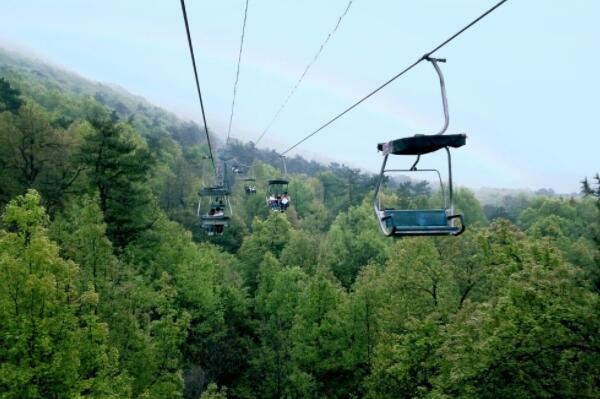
[200,215,230,226]
[382,209,463,236]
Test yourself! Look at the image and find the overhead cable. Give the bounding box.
[254,0,355,145]
[180,0,217,174]
[280,0,509,155]
[226,0,250,144]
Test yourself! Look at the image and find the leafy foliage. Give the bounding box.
[1,51,598,398]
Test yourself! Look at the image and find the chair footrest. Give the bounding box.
[379,209,465,237]
[392,227,462,236]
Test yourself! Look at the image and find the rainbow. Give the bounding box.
[190,38,535,187]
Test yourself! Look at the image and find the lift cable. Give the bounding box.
[280,0,508,156]
[179,0,217,175]
[254,0,354,145]
[226,0,250,144]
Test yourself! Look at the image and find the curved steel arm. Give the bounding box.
[373,154,395,236]
[226,195,233,215]
[447,214,466,236]
[427,57,449,135]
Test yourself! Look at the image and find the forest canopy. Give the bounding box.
[0,49,598,398]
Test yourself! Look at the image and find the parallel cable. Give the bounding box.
[180,0,217,175]
[226,0,250,144]
[280,0,508,155]
[255,0,354,145]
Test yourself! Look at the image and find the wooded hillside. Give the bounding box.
[1,49,598,399]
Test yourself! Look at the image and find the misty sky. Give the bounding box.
[1,0,599,193]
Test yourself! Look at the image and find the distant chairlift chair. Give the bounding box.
[267,179,289,212]
[198,186,232,235]
[373,57,466,237]
[243,177,257,195]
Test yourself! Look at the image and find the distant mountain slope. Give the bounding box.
[0,47,352,178]
[0,47,210,147]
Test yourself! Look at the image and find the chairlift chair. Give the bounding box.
[232,164,244,175]
[242,177,257,195]
[265,155,291,211]
[267,179,289,212]
[373,57,466,237]
[198,186,232,235]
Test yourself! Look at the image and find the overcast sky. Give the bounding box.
[1,0,599,193]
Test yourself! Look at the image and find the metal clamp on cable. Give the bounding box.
[423,55,447,63]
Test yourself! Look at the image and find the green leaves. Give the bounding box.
[2,52,600,398]
[320,202,388,287]
[0,191,129,398]
[433,261,600,398]
[81,111,156,248]
[238,212,292,292]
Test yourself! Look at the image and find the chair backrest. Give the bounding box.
[385,209,448,229]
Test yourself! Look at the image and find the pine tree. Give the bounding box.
[0,77,23,113]
[81,110,155,248]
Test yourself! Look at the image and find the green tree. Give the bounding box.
[279,229,321,272]
[436,230,497,309]
[50,194,117,292]
[109,272,189,399]
[518,197,577,232]
[252,258,308,398]
[237,212,291,292]
[582,174,600,290]
[432,258,600,398]
[396,179,432,209]
[0,77,23,113]
[175,242,250,395]
[367,317,443,399]
[0,103,83,209]
[291,272,355,398]
[200,383,228,399]
[453,187,488,226]
[0,190,128,398]
[81,110,156,248]
[377,239,455,330]
[342,263,386,396]
[320,202,388,287]
[123,217,249,396]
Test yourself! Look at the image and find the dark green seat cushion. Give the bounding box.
[377,134,466,156]
[268,179,289,185]
[200,215,230,226]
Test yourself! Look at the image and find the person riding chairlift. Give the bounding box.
[280,192,290,211]
[213,207,225,234]
[204,208,216,235]
[268,193,278,210]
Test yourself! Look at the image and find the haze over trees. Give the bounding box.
[0,49,598,398]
